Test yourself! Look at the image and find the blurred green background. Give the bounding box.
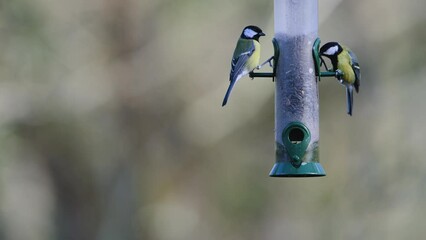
[0,0,426,239]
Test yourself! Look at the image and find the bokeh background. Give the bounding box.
[0,0,426,239]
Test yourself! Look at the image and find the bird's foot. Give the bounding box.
[335,69,343,78]
[257,56,274,70]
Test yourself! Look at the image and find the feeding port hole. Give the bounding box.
[289,127,304,144]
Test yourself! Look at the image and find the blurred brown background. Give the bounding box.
[0,0,426,239]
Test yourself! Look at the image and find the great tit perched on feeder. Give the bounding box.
[222,25,265,106]
[320,42,361,116]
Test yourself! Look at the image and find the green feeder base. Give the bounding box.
[269,162,326,177]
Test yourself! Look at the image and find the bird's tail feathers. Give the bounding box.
[222,80,236,106]
[346,86,354,116]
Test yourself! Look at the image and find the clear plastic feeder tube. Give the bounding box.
[270,0,325,177]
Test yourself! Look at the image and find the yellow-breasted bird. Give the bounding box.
[222,25,265,106]
[320,42,361,116]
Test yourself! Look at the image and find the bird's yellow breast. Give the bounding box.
[246,40,261,71]
[337,51,356,84]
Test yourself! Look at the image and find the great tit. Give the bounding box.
[222,25,265,106]
[320,42,360,116]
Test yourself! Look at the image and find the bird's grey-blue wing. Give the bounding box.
[349,50,361,92]
[229,40,255,82]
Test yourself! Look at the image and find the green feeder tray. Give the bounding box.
[270,122,326,177]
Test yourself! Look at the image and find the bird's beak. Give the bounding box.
[260,32,266,36]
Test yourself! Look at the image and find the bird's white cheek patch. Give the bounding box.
[323,46,338,55]
[244,28,257,38]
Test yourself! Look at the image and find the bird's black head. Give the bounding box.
[320,42,343,70]
[241,25,265,41]
[320,42,343,57]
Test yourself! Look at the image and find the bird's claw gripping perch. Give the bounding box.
[249,56,275,80]
[335,69,343,78]
[256,56,274,70]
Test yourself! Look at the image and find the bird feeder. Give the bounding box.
[267,0,325,177]
[244,0,349,177]
[266,0,326,177]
